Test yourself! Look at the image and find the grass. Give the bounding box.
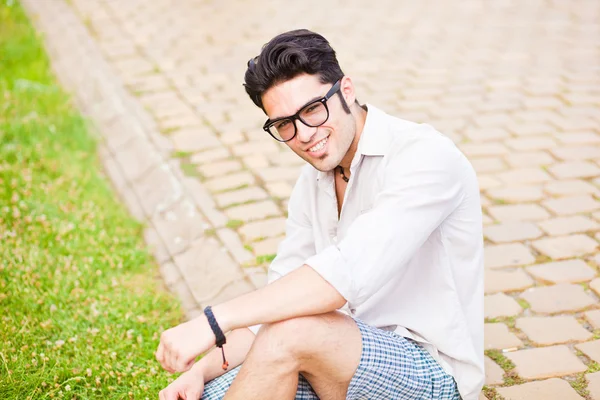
[516,298,530,310]
[0,1,183,398]
[256,254,277,265]
[225,219,244,229]
[180,162,200,178]
[569,373,590,398]
[485,350,515,372]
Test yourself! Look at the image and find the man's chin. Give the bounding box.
[308,159,337,173]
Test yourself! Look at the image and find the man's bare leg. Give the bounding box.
[222,312,362,400]
[224,312,362,400]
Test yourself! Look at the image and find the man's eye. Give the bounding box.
[304,104,319,114]
[275,120,290,130]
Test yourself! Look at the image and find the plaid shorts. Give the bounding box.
[202,318,461,399]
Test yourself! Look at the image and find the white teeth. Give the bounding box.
[309,137,328,152]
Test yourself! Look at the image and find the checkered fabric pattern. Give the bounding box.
[201,318,460,400]
[202,365,318,400]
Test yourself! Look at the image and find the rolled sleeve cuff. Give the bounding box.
[304,245,356,305]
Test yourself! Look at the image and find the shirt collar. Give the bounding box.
[356,103,391,157]
[316,103,390,183]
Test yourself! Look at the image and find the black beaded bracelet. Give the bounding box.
[204,306,229,370]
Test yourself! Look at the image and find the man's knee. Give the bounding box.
[253,312,353,360]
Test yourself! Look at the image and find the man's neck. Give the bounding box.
[338,105,368,169]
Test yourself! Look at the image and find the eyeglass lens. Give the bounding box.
[268,101,329,141]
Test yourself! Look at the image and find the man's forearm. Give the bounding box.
[213,265,346,333]
[192,327,256,382]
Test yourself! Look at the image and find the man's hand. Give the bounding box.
[159,364,205,400]
[156,315,216,373]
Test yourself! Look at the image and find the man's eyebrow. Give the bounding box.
[270,95,322,121]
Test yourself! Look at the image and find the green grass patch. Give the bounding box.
[485,350,515,372]
[225,219,244,229]
[588,361,600,373]
[0,2,183,398]
[180,162,199,177]
[486,350,524,387]
[172,150,193,159]
[485,316,516,329]
[256,254,277,264]
[516,298,530,310]
[482,386,499,400]
[204,228,217,237]
[569,373,589,398]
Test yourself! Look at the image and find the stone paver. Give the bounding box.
[521,283,597,313]
[484,243,536,269]
[22,0,600,396]
[497,378,584,400]
[585,310,600,330]
[484,269,534,294]
[532,234,598,259]
[576,340,600,364]
[505,345,587,379]
[214,187,269,208]
[516,316,592,345]
[545,179,600,196]
[197,160,243,178]
[496,168,553,185]
[591,278,600,298]
[549,161,600,180]
[487,204,551,222]
[487,186,545,202]
[538,216,600,236]
[484,222,543,243]
[526,259,596,284]
[484,323,523,350]
[238,217,287,242]
[587,371,600,400]
[252,236,284,257]
[505,151,554,168]
[171,128,221,152]
[484,356,504,385]
[224,200,282,222]
[551,146,600,162]
[484,293,523,319]
[506,137,558,152]
[543,195,600,216]
[205,172,256,193]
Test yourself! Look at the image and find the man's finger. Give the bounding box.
[155,342,164,364]
[186,390,201,400]
[163,347,174,371]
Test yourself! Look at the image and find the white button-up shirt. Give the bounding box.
[259,104,484,399]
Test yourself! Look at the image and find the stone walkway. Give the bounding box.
[22,0,600,398]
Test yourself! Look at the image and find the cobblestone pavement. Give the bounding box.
[23,0,600,398]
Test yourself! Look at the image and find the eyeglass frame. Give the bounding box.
[262,79,342,142]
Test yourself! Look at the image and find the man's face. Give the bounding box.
[262,74,356,172]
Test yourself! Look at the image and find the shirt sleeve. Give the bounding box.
[305,135,467,308]
[247,169,317,335]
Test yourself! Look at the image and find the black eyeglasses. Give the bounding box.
[263,79,342,142]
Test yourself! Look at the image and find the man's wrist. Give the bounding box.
[190,360,207,381]
[211,303,233,333]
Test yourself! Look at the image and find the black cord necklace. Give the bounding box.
[337,166,349,183]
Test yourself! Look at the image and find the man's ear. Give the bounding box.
[340,76,357,105]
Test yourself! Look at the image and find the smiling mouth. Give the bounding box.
[307,136,329,152]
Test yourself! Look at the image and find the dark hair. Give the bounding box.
[244,29,346,112]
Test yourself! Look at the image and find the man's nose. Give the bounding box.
[295,119,317,143]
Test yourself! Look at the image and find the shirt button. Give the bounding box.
[350,308,356,314]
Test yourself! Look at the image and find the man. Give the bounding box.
[156,29,484,400]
